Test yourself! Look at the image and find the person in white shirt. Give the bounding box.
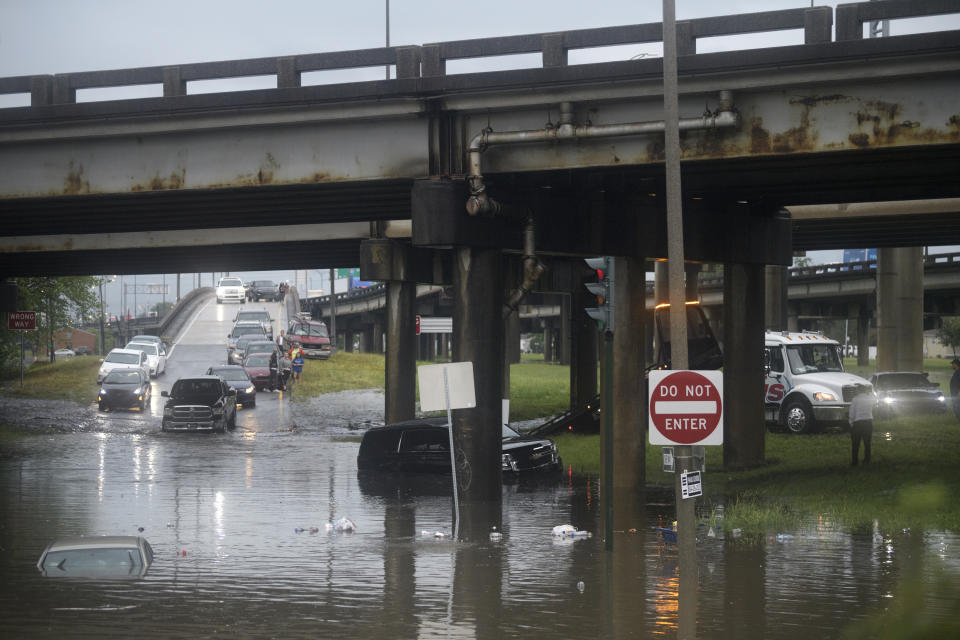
[848,386,875,466]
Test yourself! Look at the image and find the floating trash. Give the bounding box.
[552,524,591,540]
[325,518,356,533]
[489,527,503,542]
[576,581,585,593]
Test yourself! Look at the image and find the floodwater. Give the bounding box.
[1,300,958,638]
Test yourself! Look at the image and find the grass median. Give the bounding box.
[290,352,569,422]
[0,357,100,404]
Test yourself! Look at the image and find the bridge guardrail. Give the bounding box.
[2,1,957,108]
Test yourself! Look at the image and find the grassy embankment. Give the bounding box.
[291,351,568,421]
[0,356,100,405]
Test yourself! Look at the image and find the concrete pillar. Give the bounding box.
[654,261,669,304]
[559,294,571,366]
[385,281,416,424]
[612,256,647,495]
[343,330,354,353]
[373,319,384,354]
[543,322,554,363]
[360,326,373,354]
[571,287,599,409]
[505,311,521,364]
[426,333,437,361]
[452,247,503,539]
[857,309,871,367]
[722,262,766,469]
[764,265,788,331]
[877,247,924,372]
[441,334,450,360]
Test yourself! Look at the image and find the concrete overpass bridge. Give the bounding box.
[2,0,960,518]
[303,251,960,360]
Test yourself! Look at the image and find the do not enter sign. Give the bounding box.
[648,370,723,446]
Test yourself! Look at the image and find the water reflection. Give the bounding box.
[0,431,957,639]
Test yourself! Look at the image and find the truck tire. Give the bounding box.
[783,397,816,434]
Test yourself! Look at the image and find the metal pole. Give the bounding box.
[99,279,105,355]
[385,0,391,80]
[20,330,24,387]
[329,268,337,351]
[444,368,460,540]
[603,331,614,551]
[663,1,695,637]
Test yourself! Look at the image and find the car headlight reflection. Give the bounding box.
[245,386,255,394]
[883,396,896,405]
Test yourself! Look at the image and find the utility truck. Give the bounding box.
[764,331,872,434]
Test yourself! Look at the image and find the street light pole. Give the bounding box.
[99,278,105,356]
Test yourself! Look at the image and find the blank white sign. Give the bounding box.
[418,362,476,412]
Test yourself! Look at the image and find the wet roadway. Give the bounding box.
[1,300,958,638]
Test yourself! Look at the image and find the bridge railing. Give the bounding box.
[2,1,957,108]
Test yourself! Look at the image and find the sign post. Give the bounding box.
[8,311,36,388]
[418,361,476,540]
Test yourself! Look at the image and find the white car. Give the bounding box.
[54,348,75,359]
[125,341,166,377]
[216,277,246,304]
[97,348,150,384]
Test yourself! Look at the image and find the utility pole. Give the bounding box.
[329,269,338,351]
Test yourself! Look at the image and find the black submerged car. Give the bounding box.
[161,376,237,433]
[206,365,257,408]
[357,418,561,474]
[98,369,151,411]
[869,371,947,417]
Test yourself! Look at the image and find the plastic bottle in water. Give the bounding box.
[568,530,592,540]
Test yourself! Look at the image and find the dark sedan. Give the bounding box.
[357,418,561,474]
[206,365,257,408]
[98,369,151,411]
[869,371,947,417]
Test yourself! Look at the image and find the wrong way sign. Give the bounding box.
[8,311,36,331]
[648,370,723,446]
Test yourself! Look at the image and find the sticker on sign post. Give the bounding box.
[680,470,703,500]
[648,370,723,446]
[662,447,675,473]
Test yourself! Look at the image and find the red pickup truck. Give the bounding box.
[285,320,332,360]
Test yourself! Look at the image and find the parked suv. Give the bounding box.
[234,309,274,340]
[216,277,246,304]
[248,280,280,302]
[161,376,237,433]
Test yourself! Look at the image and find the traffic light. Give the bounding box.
[584,256,615,333]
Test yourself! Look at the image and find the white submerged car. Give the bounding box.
[216,277,246,304]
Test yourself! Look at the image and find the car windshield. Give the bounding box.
[105,352,140,364]
[246,342,276,354]
[231,325,265,338]
[876,373,931,389]
[785,344,843,374]
[245,355,270,367]
[170,379,222,401]
[104,370,141,384]
[501,424,521,439]
[219,278,243,287]
[126,343,157,355]
[40,548,144,577]
[294,323,328,337]
[210,369,249,382]
[237,312,269,322]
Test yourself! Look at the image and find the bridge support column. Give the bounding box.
[543,321,554,363]
[612,256,647,496]
[373,319,384,354]
[877,247,924,372]
[385,281,416,424]
[764,265,788,330]
[452,246,503,539]
[559,295,571,366]
[723,262,766,469]
[571,275,598,409]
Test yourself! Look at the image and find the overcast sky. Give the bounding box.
[2,1,957,312]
